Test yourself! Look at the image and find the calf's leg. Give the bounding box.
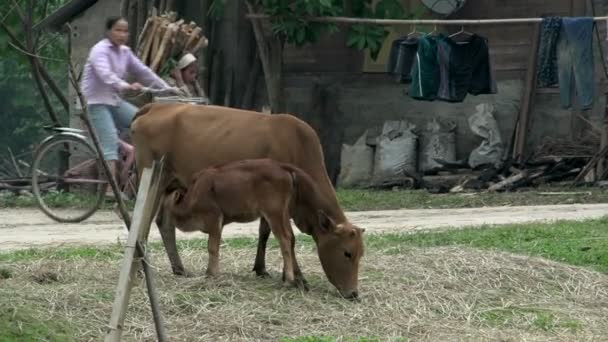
[290,231,309,291]
[268,215,296,286]
[204,214,223,276]
[252,218,271,277]
[156,205,191,277]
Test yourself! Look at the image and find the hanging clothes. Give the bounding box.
[387,36,419,83]
[558,17,595,110]
[409,34,443,101]
[537,16,562,87]
[435,34,497,102]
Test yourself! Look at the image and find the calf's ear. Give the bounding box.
[317,210,337,234]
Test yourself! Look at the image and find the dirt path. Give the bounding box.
[1,203,607,251]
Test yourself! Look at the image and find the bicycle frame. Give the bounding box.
[37,130,136,191]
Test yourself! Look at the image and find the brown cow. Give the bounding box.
[130,103,365,298]
[163,158,364,298]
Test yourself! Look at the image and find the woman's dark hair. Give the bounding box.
[105,16,127,30]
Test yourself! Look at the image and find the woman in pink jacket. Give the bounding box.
[80,16,174,195]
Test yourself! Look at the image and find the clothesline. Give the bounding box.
[245,14,608,26]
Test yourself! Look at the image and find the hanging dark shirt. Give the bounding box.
[436,34,497,102]
[387,36,419,83]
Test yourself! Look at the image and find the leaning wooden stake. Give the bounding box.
[105,160,166,342]
[65,23,168,341]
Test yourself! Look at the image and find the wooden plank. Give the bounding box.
[512,22,541,162]
[105,162,164,342]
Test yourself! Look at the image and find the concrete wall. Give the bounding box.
[265,72,605,163]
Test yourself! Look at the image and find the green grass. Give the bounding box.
[281,338,392,342]
[478,308,582,332]
[2,186,607,211]
[1,219,606,340]
[0,306,75,341]
[0,191,134,210]
[2,218,607,274]
[337,187,608,211]
[364,218,608,274]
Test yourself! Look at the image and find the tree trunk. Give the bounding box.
[241,50,261,109]
[245,1,285,113]
[307,82,344,187]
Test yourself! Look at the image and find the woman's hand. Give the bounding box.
[127,82,143,91]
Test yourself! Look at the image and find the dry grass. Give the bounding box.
[2,244,608,341]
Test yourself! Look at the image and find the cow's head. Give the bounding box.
[314,211,365,300]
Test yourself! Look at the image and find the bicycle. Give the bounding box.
[30,86,204,223]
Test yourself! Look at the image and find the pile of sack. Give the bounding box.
[338,103,504,188]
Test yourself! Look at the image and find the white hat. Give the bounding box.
[176,53,197,70]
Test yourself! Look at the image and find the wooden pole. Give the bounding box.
[245,14,608,25]
[512,22,541,163]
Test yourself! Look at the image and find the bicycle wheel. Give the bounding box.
[31,134,106,223]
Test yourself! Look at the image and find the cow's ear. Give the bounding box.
[317,210,337,234]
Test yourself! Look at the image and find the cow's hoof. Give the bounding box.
[173,268,194,278]
[253,268,271,278]
[205,269,219,277]
[295,277,310,291]
[294,277,310,291]
[283,278,308,291]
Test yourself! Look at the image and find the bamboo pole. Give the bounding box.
[245,14,608,25]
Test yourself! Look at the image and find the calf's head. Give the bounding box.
[315,211,365,300]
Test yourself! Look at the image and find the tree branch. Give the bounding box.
[0,15,70,115]
[35,0,51,47]
[32,58,63,125]
[10,0,27,24]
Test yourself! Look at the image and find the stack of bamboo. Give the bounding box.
[136,11,208,72]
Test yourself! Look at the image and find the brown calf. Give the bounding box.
[163,158,364,299]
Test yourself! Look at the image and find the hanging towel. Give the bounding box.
[557,17,595,110]
[537,16,562,87]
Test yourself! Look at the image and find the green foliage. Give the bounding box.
[346,0,407,59]
[0,0,70,156]
[259,0,342,46]
[207,0,419,60]
[208,0,228,20]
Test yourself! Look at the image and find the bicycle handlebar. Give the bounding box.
[137,86,183,96]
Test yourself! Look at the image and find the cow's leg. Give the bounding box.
[252,218,271,277]
[156,205,192,277]
[204,215,223,277]
[290,231,309,291]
